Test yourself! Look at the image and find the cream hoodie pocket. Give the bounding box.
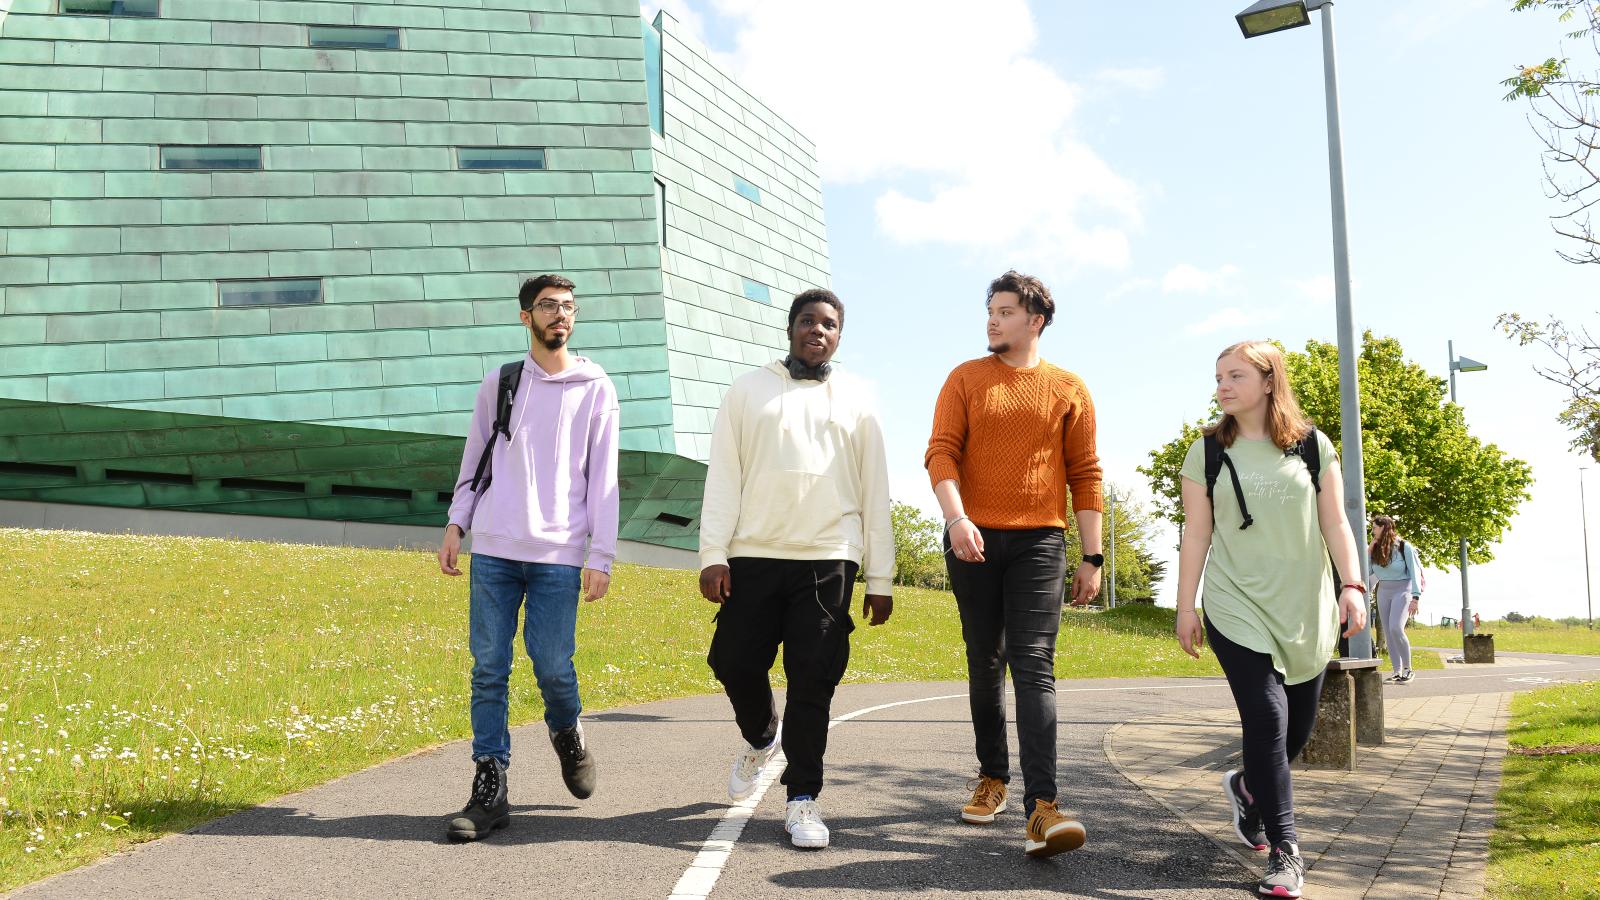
[739,470,843,546]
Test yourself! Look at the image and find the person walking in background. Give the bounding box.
[436,274,620,842]
[698,288,894,850]
[925,270,1104,859]
[1368,515,1422,684]
[1174,340,1368,898]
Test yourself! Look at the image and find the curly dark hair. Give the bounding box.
[986,270,1054,333]
[788,287,844,331]
[518,274,576,310]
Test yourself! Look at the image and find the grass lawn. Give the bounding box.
[1488,681,1600,899]
[1409,620,1600,657]
[0,526,1397,889]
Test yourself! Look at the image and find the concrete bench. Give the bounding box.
[1297,657,1385,770]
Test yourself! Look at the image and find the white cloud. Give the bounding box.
[1184,306,1275,337]
[1163,263,1240,295]
[1092,66,1166,92]
[686,0,1143,275]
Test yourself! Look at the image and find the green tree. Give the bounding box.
[1063,484,1165,602]
[889,500,946,589]
[1137,334,1534,570]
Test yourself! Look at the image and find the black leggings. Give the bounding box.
[1206,617,1324,848]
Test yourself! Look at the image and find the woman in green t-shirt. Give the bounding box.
[1173,340,1368,899]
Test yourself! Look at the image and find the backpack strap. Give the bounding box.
[1204,432,1254,530]
[1296,427,1322,492]
[468,361,525,493]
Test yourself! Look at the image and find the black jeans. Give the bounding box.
[706,557,857,800]
[945,526,1066,816]
[1205,616,1325,848]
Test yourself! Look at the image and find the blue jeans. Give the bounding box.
[468,553,583,765]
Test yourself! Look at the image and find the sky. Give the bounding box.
[644,0,1599,625]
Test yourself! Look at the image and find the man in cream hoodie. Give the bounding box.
[699,288,894,850]
[437,273,620,842]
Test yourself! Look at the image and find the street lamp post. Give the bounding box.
[1448,340,1488,639]
[1107,488,1119,610]
[1582,468,1594,628]
[1236,0,1374,658]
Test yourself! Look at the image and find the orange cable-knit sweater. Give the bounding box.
[924,356,1103,529]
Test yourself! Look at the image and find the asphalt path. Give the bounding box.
[11,652,1597,900]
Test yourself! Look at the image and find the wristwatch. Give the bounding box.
[1082,554,1104,568]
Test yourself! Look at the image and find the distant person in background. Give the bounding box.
[1368,515,1421,684]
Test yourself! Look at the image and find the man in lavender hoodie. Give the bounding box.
[436,273,621,842]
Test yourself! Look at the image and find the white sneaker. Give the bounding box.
[785,798,829,849]
[727,725,781,801]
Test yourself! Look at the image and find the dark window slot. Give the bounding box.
[331,484,413,501]
[436,491,454,504]
[105,468,193,485]
[220,478,306,494]
[0,461,78,478]
[655,512,693,527]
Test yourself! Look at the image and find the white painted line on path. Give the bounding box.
[666,662,1600,899]
[667,692,965,900]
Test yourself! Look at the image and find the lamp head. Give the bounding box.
[1236,0,1312,38]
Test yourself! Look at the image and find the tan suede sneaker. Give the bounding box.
[1024,799,1086,858]
[961,775,1008,824]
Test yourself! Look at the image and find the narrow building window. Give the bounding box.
[308,25,401,50]
[643,18,664,135]
[457,147,547,170]
[733,175,761,205]
[218,278,323,308]
[655,178,667,248]
[60,0,158,17]
[741,278,771,304]
[160,145,262,171]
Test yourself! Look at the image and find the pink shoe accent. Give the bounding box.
[1266,888,1295,898]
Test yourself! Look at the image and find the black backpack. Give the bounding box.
[468,361,525,493]
[1203,428,1322,530]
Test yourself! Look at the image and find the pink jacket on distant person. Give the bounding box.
[446,354,621,574]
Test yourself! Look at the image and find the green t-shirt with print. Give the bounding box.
[1180,431,1340,685]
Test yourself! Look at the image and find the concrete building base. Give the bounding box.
[0,499,697,571]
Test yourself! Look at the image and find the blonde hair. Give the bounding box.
[1370,515,1398,567]
[1204,340,1314,450]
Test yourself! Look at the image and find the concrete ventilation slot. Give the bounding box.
[104,469,194,486]
[219,478,307,494]
[331,484,413,501]
[655,512,693,527]
[0,461,78,478]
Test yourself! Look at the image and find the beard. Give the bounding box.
[987,340,1010,354]
[531,321,569,351]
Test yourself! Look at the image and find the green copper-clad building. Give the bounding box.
[0,2,828,558]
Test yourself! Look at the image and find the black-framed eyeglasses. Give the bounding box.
[531,300,578,316]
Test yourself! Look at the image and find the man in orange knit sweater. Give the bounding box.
[924,269,1104,859]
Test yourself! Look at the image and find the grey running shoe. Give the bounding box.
[550,722,597,799]
[1258,843,1305,898]
[446,756,509,841]
[1222,769,1267,851]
